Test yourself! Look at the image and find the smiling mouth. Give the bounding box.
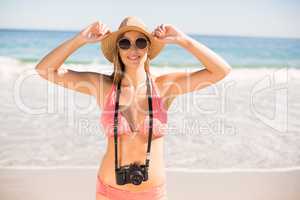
[127,55,140,61]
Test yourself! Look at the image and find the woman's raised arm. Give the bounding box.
[35,21,111,97]
[152,24,232,99]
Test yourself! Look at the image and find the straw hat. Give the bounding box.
[100,16,165,63]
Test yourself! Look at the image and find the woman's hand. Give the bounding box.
[151,24,188,45]
[77,21,111,44]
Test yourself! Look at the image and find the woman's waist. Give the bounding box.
[105,133,164,152]
[102,149,165,167]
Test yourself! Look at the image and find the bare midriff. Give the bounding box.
[97,133,166,192]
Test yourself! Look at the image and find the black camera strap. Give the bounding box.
[113,72,153,171]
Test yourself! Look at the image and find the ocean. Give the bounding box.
[0,29,299,169]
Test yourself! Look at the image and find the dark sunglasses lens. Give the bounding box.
[136,38,147,49]
[118,39,131,49]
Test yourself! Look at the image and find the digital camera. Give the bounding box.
[115,162,149,185]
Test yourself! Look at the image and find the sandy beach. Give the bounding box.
[1,167,300,200]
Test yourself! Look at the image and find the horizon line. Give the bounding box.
[0,27,299,40]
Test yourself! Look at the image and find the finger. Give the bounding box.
[159,24,165,31]
[97,20,102,26]
[153,30,160,37]
[96,32,110,42]
[87,32,92,39]
[155,29,163,36]
[101,24,110,34]
[102,32,111,40]
[98,28,110,39]
[98,24,103,33]
[99,22,103,30]
[90,21,100,30]
[90,34,97,41]
[161,24,166,32]
[107,27,111,33]
[90,21,98,27]
[91,27,98,35]
[92,32,97,38]
[91,21,102,32]
[91,23,99,33]
[155,28,162,33]
[102,24,109,32]
[98,25,108,36]
[151,31,158,38]
[152,27,162,36]
[103,27,110,35]
[158,26,163,33]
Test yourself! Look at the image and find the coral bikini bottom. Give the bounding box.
[96,176,168,200]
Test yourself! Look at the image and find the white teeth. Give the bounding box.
[128,56,139,60]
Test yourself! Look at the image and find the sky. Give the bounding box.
[0,0,299,38]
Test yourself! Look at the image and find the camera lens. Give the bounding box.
[130,170,144,185]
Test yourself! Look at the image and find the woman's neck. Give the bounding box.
[122,65,149,89]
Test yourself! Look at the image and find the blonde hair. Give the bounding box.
[111,32,151,85]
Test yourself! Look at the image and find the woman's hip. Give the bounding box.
[96,175,168,200]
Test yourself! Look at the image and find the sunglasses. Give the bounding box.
[117,37,149,50]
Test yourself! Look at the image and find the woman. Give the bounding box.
[35,16,231,200]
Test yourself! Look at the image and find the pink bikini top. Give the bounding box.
[100,76,168,138]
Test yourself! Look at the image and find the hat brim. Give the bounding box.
[101,26,165,63]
